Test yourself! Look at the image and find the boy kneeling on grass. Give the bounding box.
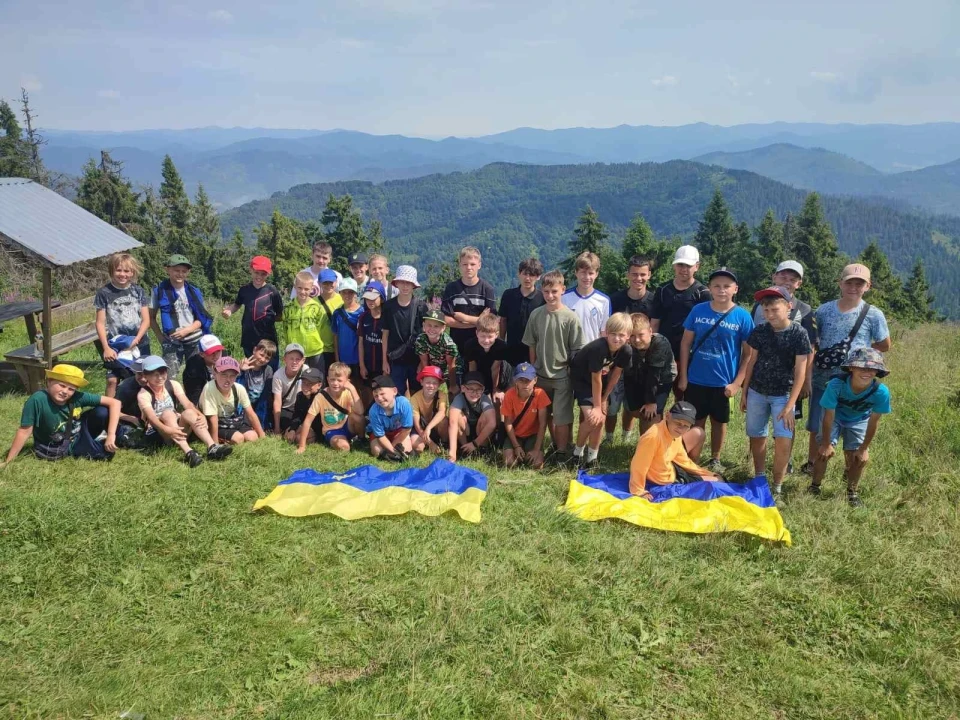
[501,362,551,469]
[448,371,497,462]
[367,375,416,462]
[2,364,120,466]
[411,366,449,455]
[296,362,365,454]
[811,347,891,508]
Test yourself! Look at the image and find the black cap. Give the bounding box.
[349,252,369,265]
[668,401,697,424]
[371,375,396,390]
[462,371,485,388]
[301,367,323,383]
[709,267,738,283]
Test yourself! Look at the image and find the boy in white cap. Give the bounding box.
[332,277,364,384]
[382,265,427,396]
[183,333,225,405]
[649,245,712,364]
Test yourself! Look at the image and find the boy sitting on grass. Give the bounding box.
[411,366,449,455]
[501,362,551,469]
[448,371,497,462]
[238,340,276,431]
[367,375,415,461]
[285,367,324,444]
[273,343,305,436]
[569,312,633,468]
[2,364,120,466]
[811,347,891,508]
[296,362,365,453]
[200,357,266,446]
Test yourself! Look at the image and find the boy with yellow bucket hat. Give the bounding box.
[2,364,121,466]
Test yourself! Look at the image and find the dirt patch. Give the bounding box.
[307,661,381,687]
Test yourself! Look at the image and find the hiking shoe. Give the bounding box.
[705,458,724,474]
[786,461,794,475]
[551,450,574,469]
[381,450,404,463]
[847,493,864,508]
[807,484,822,497]
[207,443,233,461]
[800,461,814,475]
[185,450,204,468]
[582,456,600,470]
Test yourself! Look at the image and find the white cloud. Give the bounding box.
[651,75,678,87]
[97,89,121,99]
[208,9,234,23]
[20,75,42,92]
[810,71,840,83]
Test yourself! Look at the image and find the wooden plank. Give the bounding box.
[42,267,52,369]
[51,296,95,317]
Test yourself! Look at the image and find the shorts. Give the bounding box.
[324,426,355,444]
[369,427,407,444]
[537,375,574,425]
[218,418,253,443]
[620,382,672,416]
[819,417,869,451]
[745,389,794,439]
[502,434,538,453]
[684,383,730,423]
[807,378,827,433]
[278,407,298,432]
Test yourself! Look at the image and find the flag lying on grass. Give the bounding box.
[254,458,488,523]
[564,470,791,545]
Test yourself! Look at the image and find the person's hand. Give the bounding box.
[294,446,305,455]
[461,441,476,455]
[777,406,796,432]
[221,307,233,319]
[636,489,654,500]
[105,434,117,453]
[383,361,391,375]
[513,445,526,462]
[493,390,505,405]
[239,356,254,371]
[257,429,266,439]
[739,393,748,413]
[359,365,368,380]
[800,379,812,400]
[724,381,741,399]
[700,473,720,482]
[119,414,141,427]
[818,443,834,461]
[588,407,605,426]
[528,449,544,468]
[677,377,688,393]
[641,403,657,420]
[447,449,457,462]
[164,426,187,443]
[103,347,118,362]
[599,399,609,416]
[852,447,869,466]
[426,438,439,454]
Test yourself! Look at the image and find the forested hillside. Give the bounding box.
[220,161,960,316]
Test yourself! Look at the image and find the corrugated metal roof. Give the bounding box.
[0,177,141,267]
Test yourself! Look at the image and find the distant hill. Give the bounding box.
[219,161,960,317]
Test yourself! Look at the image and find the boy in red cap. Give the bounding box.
[411,365,449,454]
[221,255,284,368]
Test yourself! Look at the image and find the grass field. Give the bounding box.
[1,312,959,719]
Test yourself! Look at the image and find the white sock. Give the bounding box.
[587,447,599,462]
[573,445,584,457]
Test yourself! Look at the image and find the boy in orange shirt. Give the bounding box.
[501,363,551,468]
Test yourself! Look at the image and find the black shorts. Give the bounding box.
[624,383,672,415]
[218,418,253,443]
[684,383,730,423]
[573,379,611,408]
[502,434,538,452]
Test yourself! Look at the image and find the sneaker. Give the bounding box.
[847,493,863,508]
[185,450,203,468]
[786,461,794,475]
[705,458,724,474]
[551,450,574,468]
[807,484,822,497]
[602,432,615,445]
[800,461,814,475]
[381,450,404,463]
[582,456,599,470]
[207,443,233,461]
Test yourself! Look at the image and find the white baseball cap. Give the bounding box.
[673,245,700,266]
[775,260,804,279]
[338,277,359,294]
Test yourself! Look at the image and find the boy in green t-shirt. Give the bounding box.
[2,364,121,465]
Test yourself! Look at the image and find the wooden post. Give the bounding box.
[42,266,52,367]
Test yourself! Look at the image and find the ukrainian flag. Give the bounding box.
[254,459,488,523]
[564,471,791,545]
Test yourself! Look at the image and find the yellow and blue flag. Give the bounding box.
[564,471,791,545]
[254,458,488,523]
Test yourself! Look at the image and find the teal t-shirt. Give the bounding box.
[820,376,891,425]
[20,390,101,445]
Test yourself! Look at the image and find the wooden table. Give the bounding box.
[0,300,49,339]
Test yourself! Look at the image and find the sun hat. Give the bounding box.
[775,260,804,279]
[417,365,444,383]
[462,371,485,388]
[215,356,241,374]
[842,347,889,378]
[165,254,192,268]
[841,263,871,282]
[754,286,793,303]
[338,277,359,294]
[392,265,420,288]
[301,367,324,384]
[140,355,168,372]
[284,343,305,357]
[349,252,369,266]
[45,364,88,388]
[513,362,537,381]
[668,401,697,425]
[371,375,396,390]
[199,334,224,356]
[250,256,272,273]
[423,308,446,325]
[319,269,339,284]
[709,267,738,283]
[363,280,386,300]
[672,245,700,266]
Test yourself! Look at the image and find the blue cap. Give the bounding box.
[141,355,168,372]
[319,269,338,284]
[363,280,386,299]
[513,362,537,381]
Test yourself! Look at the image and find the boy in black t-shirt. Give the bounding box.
[442,246,497,353]
[649,245,711,362]
[498,258,545,367]
[221,255,284,368]
[462,312,509,402]
[382,266,427,396]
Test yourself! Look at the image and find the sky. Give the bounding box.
[3,0,960,136]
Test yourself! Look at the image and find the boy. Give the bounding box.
[805,263,890,473]
[382,265,427,396]
[285,367,324,444]
[183,334,224,406]
[569,312,633,468]
[628,401,719,499]
[414,308,461,396]
[411,365,449,455]
[221,255,283,365]
[149,254,213,377]
[620,313,677,435]
[290,241,342,299]
[368,254,398,300]
[316,268,344,371]
[501,362,551,469]
[239,340,276,430]
[332,277,364,382]
[367,375,415,461]
[739,286,812,497]
[448,371,497,462]
[272,343,306,435]
[521,269,585,464]
[562,251,611,344]
[3,364,120,466]
[498,258,545,367]
[296,363,365,453]
[348,252,370,295]
[358,280,386,408]
[200,356,265,445]
[284,271,325,371]
[812,348,891,507]
[462,312,508,401]
[95,252,151,397]
[677,268,754,470]
[649,245,712,364]
[442,246,497,354]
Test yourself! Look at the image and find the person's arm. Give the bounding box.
[448,406,462,461]
[588,370,605,425]
[872,337,891,352]
[169,317,202,341]
[207,413,220,440]
[132,304,151,348]
[272,391,283,435]
[99,396,121,452]
[601,367,622,406]
[738,348,758,412]
[818,409,836,459]
[628,428,658,497]
[423,400,447,437]
[777,355,807,432]
[529,345,537,365]
[725,342,752,398]
[854,413,882,464]
[418,352,431,372]
[491,360,504,402]
[173,383,199,414]
[499,315,507,340]
[504,413,522,456]
[296,411,319,453]
[2,426,34,467]
[358,335,368,379]
[95,308,117,362]
[149,300,167,345]
[221,302,240,318]
[445,355,459,395]
[677,329,694,391]
[473,408,496,447]
[333,332,340,363]
[533,406,548,455]
[382,329,391,374]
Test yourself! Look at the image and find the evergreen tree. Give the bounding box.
[782,213,795,256]
[729,220,766,300]
[367,218,385,254]
[159,155,191,232]
[755,210,785,274]
[622,213,656,263]
[0,99,30,178]
[254,210,311,294]
[904,259,939,323]
[793,193,843,306]
[562,205,608,278]
[189,184,223,296]
[596,245,626,296]
[17,89,49,186]
[693,189,737,265]
[422,258,459,305]
[134,187,170,290]
[858,241,908,319]
[321,194,369,271]
[76,151,141,230]
[210,229,251,301]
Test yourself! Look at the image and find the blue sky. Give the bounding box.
[3,0,959,135]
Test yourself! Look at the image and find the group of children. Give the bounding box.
[3,241,894,508]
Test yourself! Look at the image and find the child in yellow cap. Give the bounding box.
[2,364,121,465]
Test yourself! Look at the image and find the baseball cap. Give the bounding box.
[371,375,396,390]
[165,254,192,268]
[140,355,168,372]
[199,334,224,356]
[301,367,323,384]
[417,365,443,382]
[709,267,738,283]
[215,356,241,374]
[319,269,338,284]
[250,255,272,273]
[423,308,445,324]
[754,285,793,303]
[338,277,359,294]
[462,371,485,388]
[672,245,700,266]
[775,260,804,279]
[668,401,698,425]
[349,252,369,266]
[513,362,537,381]
[363,280,386,300]
[841,263,871,282]
[284,343,305,356]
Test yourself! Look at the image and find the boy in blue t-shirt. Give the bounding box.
[332,278,364,382]
[367,375,415,461]
[677,268,754,470]
[811,347,891,507]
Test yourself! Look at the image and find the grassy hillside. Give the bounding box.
[220,161,960,317]
[1,311,959,718]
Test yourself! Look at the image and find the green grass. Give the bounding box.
[2,315,960,719]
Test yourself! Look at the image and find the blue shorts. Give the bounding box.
[819,417,868,451]
[745,390,794,439]
[324,426,354,444]
[807,377,828,433]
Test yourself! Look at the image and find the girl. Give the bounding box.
[136,355,232,467]
[200,356,266,445]
[411,365,449,454]
[95,252,152,397]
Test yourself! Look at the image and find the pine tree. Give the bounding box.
[755,210,785,272]
[254,210,311,294]
[621,213,675,288]
[0,99,30,178]
[782,213,795,256]
[76,151,141,229]
[562,205,608,278]
[17,89,49,186]
[904,259,939,323]
[793,193,843,306]
[596,245,626,296]
[159,155,191,232]
[189,184,223,296]
[134,187,170,289]
[693,189,738,265]
[858,241,908,319]
[321,194,369,271]
[729,221,766,300]
[210,229,251,301]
